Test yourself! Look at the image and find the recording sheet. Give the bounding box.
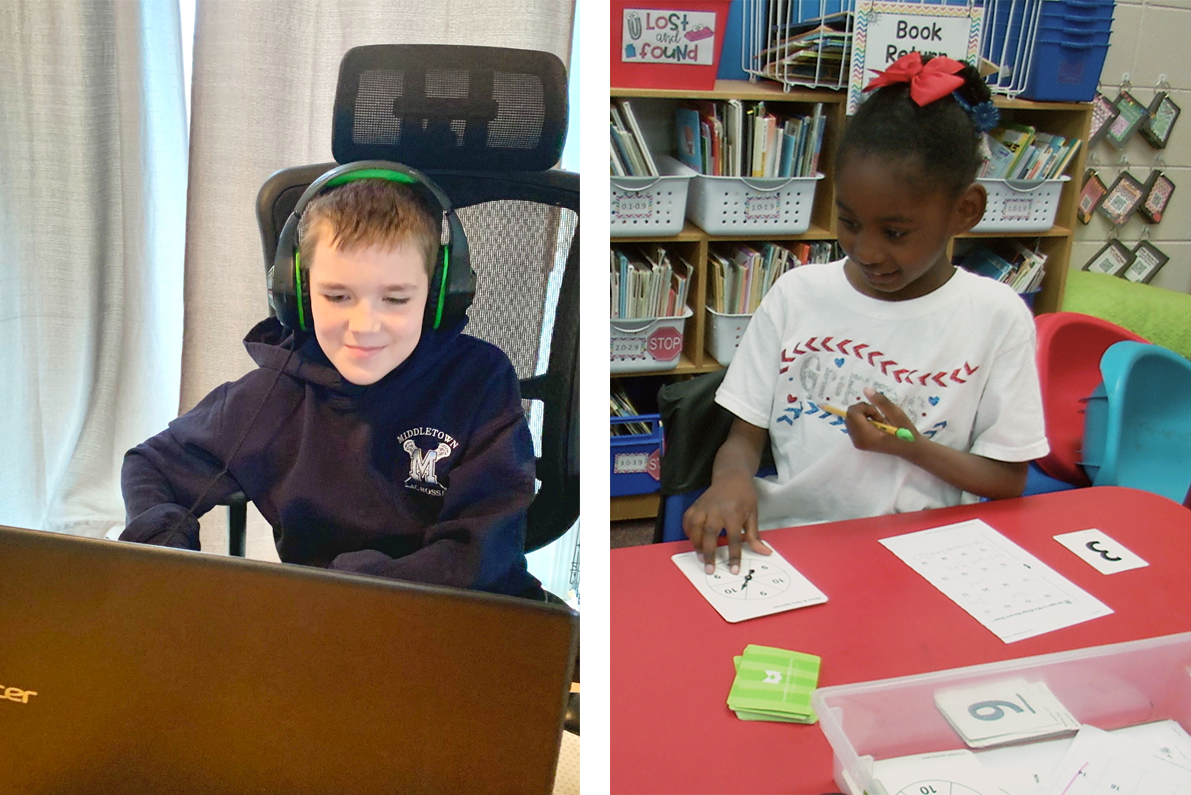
[879,519,1112,643]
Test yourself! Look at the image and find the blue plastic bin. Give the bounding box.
[1022,37,1111,101]
[611,414,664,497]
[985,0,1114,101]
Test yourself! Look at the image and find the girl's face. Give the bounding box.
[835,151,985,301]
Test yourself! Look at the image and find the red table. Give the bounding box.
[611,487,1191,795]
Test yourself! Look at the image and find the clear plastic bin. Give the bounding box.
[814,631,1191,795]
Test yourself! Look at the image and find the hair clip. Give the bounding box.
[951,92,1000,132]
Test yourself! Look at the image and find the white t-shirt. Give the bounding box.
[716,259,1049,530]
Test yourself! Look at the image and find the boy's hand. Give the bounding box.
[682,471,771,575]
[843,387,919,452]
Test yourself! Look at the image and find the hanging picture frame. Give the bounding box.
[1078,170,1109,224]
[1083,240,1135,276]
[1139,170,1176,224]
[1097,171,1146,226]
[1105,91,1150,150]
[1123,240,1169,284]
[1141,92,1181,149]
[1089,92,1120,147]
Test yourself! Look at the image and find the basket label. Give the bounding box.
[613,449,661,480]
[744,195,781,221]
[613,193,655,219]
[612,333,648,361]
[621,9,717,65]
[999,197,1034,222]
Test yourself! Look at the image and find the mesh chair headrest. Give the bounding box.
[332,44,568,172]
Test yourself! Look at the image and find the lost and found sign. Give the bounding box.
[847,0,983,114]
[620,8,719,65]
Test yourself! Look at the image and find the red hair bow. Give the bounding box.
[864,52,966,107]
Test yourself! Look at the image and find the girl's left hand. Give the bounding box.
[843,387,919,452]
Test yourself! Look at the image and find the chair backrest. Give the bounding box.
[1033,312,1148,486]
[1082,341,1191,503]
[255,45,578,553]
[654,370,776,542]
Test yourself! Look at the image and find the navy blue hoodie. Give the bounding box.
[120,317,541,598]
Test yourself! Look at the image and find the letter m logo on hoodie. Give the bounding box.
[404,440,451,485]
[399,427,459,497]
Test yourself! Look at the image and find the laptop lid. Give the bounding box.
[0,524,578,795]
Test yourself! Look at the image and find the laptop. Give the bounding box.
[0,524,578,795]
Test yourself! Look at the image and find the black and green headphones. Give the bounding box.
[269,160,474,332]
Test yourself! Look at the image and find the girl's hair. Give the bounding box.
[298,179,440,277]
[837,57,993,196]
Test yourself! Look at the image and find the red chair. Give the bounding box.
[1034,312,1148,487]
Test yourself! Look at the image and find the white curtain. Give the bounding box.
[182,1,578,594]
[0,0,188,538]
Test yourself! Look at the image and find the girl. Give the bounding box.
[684,53,1050,574]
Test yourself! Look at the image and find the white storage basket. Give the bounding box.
[687,173,823,235]
[971,176,1070,233]
[610,306,693,374]
[610,155,694,237]
[705,308,752,366]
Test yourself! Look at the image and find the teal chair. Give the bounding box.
[1082,341,1191,503]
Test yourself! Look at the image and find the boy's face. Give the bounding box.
[835,152,984,301]
[307,233,430,385]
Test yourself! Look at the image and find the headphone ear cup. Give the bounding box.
[297,267,314,331]
[424,211,475,330]
[272,213,303,331]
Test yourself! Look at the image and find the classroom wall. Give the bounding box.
[1073,0,1191,294]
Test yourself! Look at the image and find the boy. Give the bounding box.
[120,176,542,599]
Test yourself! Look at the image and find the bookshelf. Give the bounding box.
[610,79,1092,520]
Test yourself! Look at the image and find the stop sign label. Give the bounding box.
[646,448,661,481]
[647,326,683,362]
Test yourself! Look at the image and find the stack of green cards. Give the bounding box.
[727,644,821,724]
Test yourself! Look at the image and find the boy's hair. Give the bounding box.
[837,58,992,197]
[297,179,440,277]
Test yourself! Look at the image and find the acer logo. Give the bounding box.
[1,685,36,704]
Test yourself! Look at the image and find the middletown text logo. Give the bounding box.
[397,427,459,496]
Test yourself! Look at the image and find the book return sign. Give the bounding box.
[847,0,983,114]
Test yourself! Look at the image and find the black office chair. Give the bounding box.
[223,44,579,571]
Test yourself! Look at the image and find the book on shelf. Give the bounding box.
[959,243,1047,294]
[757,12,853,85]
[706,241,839,315]
[610,244,691,320]
[675,101,826,178]
[611,382,653,436]
[674,107,703,173]
[611,99,658,177]
[979,125,1081,181]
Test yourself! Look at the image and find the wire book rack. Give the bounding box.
[742,0,1039,98]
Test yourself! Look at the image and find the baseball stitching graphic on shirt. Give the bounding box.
[397,427,459,497]
[774,334,980,439]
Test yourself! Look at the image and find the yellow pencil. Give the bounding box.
[818,402,914,441]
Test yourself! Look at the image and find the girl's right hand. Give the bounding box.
[682,470,771,575]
